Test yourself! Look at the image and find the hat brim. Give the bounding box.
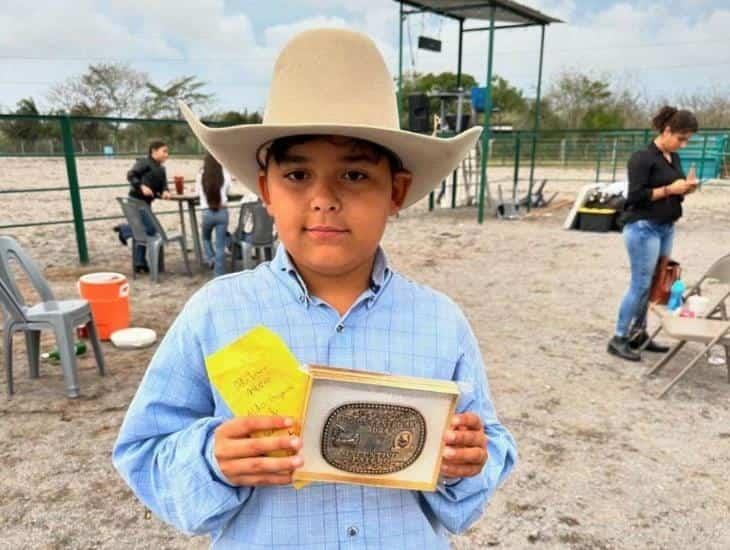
[180,102,482,209]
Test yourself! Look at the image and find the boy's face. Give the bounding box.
[151,146,169,163]
[258,137,411,278]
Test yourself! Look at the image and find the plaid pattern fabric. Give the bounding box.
[113,245,517,549]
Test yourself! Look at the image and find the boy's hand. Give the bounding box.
[214,416,303,486]
[140,184,154,197]
[440,412,488,479]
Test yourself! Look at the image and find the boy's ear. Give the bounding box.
[257,170,272,204]
[390,170,412,215]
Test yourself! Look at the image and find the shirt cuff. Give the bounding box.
[204,424,237,488]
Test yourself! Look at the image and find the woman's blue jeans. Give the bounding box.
[615,219,675,337]
[202,208,229,277]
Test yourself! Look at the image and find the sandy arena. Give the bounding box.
[1,157,729,549]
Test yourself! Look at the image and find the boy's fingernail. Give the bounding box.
[443,448,456,458]
[290,437,301,447]
[445,431,456,443]
[283,417,294,427]
[292,456,303,467]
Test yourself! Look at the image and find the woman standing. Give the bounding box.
[196,153,232,277]
[608,106,699,361]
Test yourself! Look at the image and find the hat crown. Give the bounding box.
[263,29,399,129]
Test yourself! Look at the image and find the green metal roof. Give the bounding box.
[399,0,562,25]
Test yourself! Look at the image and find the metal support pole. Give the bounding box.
[699,134,708,180]
[60,115,89,264]
[595,134,603,183]
[513,132,521,204]
[611,137,618,182]
[527,25,546,201]
[397,1,404,123]
[456,19,464,87]
[477,4,496,224]
[451,19,465,209]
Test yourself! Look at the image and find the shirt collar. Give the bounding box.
[270,242,392,308]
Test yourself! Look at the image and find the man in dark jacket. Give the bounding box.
[124,141,171,272]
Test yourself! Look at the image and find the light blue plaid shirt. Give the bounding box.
[113,244,517,549]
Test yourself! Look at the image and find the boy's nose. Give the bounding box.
[309,181,341,212]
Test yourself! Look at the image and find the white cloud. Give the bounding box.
[1,0,729,114]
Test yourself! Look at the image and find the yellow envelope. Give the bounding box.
[205,325,309,448]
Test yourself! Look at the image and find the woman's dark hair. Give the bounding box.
[652,106,698,134]
[201,153,224,211]
[259,135,403,174]
[148,140,168,156]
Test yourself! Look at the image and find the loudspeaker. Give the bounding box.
[408,93,430,133]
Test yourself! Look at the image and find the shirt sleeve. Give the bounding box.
[127,158,149,191]
[419,311,517,534]
[112,295,252,535]
[626,151,654,207]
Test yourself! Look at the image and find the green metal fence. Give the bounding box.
[0,113,212,264]
[1,114,728,264]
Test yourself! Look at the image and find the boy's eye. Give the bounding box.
[284,170,309,182]
[342,170,368,182]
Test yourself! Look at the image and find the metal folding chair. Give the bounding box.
[645,305,730,398]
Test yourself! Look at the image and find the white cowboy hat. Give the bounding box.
[179,28,482,209]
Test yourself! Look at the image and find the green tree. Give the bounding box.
[142,76,214,119]
[545,71,621,129]
[1,97,46,141]
[490,76,527,126]
[47,62,148,118]
[211,109,263,126]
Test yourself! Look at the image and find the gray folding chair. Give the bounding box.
[645,305,730,398]
[231,201,277,272]
[117,197,192,283]
[0,237,105,398]
[641,253,730,352]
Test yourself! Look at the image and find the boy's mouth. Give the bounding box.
[304,225,350,240]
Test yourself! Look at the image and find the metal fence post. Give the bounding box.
[59,114,89,264]
[699,134,708,180]
[594,134,603,183]
[611,137,618,182]
[513,133,522,210]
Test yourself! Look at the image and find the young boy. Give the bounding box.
[114,29,516,549]
[121,140,171,271]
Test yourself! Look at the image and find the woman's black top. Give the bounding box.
[127,157,168,204]
[623,142,685,225]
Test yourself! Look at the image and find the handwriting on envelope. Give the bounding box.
[205,325,310,436]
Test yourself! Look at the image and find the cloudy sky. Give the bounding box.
[1,0,729,114]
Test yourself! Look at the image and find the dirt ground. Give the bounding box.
[1,158,729,549]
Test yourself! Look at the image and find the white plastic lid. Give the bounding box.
[110,327,157,348]
[79,272,126,284]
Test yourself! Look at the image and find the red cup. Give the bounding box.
[174,175,185,194]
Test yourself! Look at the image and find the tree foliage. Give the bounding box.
[47,62,148,118]
[141,76,214,119]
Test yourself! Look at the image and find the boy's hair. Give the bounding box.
[259,135,403,174]
[148,140,168,156]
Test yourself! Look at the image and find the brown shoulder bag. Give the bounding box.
[649,256,681,305]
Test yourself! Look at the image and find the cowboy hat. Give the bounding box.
[179,28,482,209]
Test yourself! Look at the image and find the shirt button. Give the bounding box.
[346,526,359,537]
[336,324,344,333]
[298,295,305,303]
